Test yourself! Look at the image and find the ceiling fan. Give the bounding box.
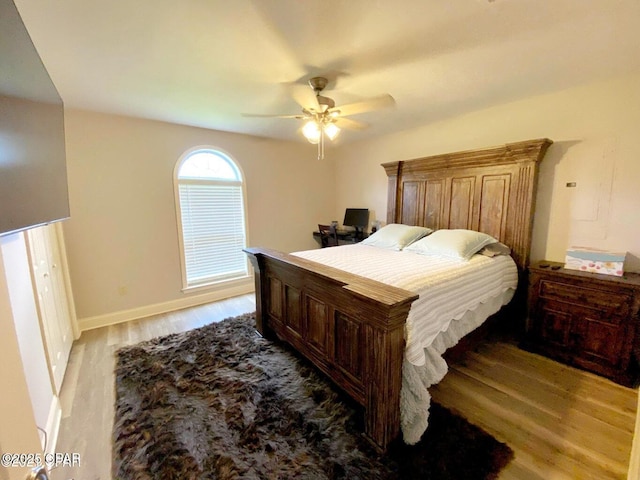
[244,77,395,159]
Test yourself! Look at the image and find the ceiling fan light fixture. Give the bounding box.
[246,75,393,159]
[324,122,340,140]
[302,120,321,144]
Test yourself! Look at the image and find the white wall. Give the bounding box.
[63,109,336,323]
[333,72,640,272]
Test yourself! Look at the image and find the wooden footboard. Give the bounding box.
[244,247,417,450]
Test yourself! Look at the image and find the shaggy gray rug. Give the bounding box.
[113,313,513,479]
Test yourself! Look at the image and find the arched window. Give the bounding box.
[175,148,248,289]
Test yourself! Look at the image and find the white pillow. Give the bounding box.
[404,229,498,260]
[360,223,432,251]
[478,241,511,257]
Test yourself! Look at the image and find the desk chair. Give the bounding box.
[318,224,339,248]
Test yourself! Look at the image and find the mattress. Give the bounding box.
[293,243,518,444]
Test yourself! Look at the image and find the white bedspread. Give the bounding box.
[293,243,518,443]
[293,244,517,364]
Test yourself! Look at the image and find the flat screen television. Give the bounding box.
[0,0,69,237]
[343,208,369,238]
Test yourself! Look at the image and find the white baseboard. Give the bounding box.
[78,279,254,332]
[44,395,61,454]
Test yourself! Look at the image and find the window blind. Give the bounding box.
[179,181,247,286]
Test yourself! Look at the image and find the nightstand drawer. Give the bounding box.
[541,299,624,326]
[539,280,630,316]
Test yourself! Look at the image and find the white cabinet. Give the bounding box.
[27,223,77,393]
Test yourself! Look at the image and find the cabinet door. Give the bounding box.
[534,300,572,351]
[570,307,627,375]
[26,224,75,394]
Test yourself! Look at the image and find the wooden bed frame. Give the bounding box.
[245,138,552,450]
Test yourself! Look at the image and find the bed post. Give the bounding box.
[244,248,275,339]
[383,161,402,225]
[363,308,407,450]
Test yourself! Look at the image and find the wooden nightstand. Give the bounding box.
[524,260,640,387]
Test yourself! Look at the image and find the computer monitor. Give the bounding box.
[343,208,369,238]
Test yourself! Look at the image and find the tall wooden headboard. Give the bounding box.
[382,138,553,270]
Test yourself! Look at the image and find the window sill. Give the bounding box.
[181,274,252,295]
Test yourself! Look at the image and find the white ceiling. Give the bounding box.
[14,0,640,144]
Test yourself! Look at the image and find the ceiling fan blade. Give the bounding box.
[289,83,320,111]
[242,113,305,119]
[334,117,369,130]
[333,94,395,117]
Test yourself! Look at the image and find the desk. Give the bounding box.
[312,230,368,246]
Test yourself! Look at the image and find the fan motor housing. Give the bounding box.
[309,76,329,93]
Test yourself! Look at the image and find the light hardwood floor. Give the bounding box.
[50,293,637,479]
[50,294,256,480]
[432,341,637,480]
